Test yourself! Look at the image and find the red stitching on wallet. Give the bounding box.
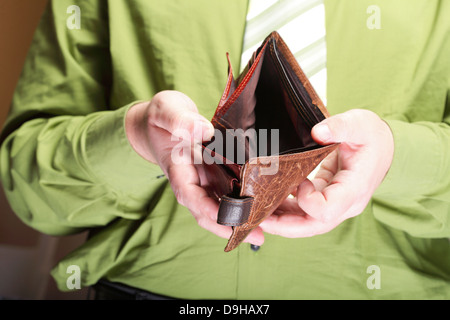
[212,41,269,121]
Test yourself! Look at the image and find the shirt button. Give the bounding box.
[250,244,261,252]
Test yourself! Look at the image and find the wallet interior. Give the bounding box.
[254,38,326,155]
[205,37,326,169]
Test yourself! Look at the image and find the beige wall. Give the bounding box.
[0,0,88,300]
[0,0,47,126]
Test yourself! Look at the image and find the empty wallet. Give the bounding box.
[199,31,339,252]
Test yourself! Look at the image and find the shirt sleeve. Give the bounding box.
[372,94,450,238]
[0,0,164,235]
[323,0,450,240]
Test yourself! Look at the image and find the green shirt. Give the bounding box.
[1,0,449,299]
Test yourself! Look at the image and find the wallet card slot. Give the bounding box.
[254,56,312,154]
[269,39,324,128]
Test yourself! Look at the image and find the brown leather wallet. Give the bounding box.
[199,31,338,252]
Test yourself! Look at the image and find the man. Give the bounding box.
[1,0,449,299]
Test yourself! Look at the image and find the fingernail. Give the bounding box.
[202,122,214,141]
[314,124,332,142]
[192,119,214,142]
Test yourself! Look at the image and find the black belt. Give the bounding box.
[92,279,176,300]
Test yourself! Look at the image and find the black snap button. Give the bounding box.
[250,244,261,252]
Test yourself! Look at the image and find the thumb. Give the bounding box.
[311,109,373,145]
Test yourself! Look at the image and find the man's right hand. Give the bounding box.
[125,90,265,246]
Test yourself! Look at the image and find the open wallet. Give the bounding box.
[199,31,339,252]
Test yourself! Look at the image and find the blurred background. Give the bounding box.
[0,0,88,300]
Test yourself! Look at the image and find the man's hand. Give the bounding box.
[125,90,265,245]
[260,109,394,238]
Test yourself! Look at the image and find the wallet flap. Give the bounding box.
[223,143,338,252]
[218,53,237,109]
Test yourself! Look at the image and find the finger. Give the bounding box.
[261,198,342,238]
[308,150,339,191]
[167,163,264,245]
[297,168,366,223]
[148,91,214,141]
[273,197,305,215]
[196,216,264,246]
[167,162,217,219]
[259,212,339,238]
[149,126,192,166]
[169,164,231,236]
[243,227,265,246]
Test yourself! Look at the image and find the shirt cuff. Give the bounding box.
[84,102,163,195]
[373,119,441,198]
